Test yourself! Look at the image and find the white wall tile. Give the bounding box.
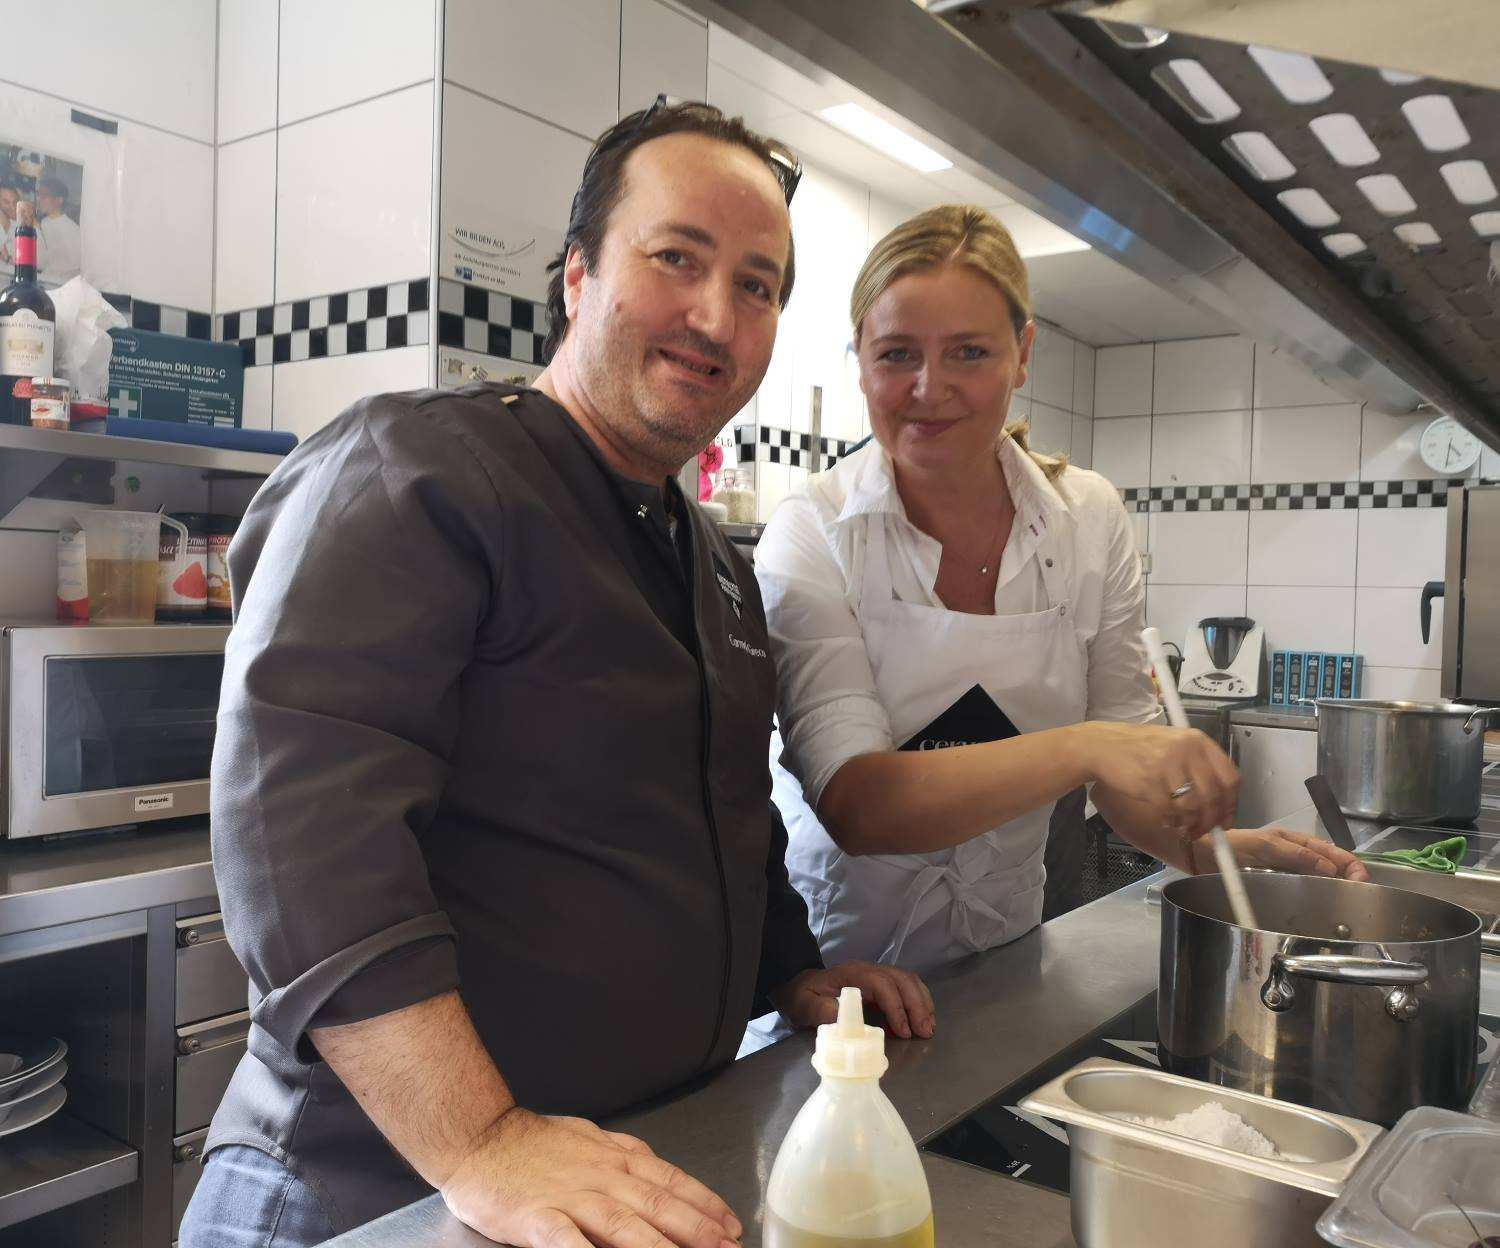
[1251,403,1362,484]
[121,122,214,310]
[1094,344,1153,418]
[1246,585,1356,653]
[621,0,708,116]
[440,85,589,304]
[277,83,433,304]
[1145,584,1249,652]
[1092,415,1151,489]
[1359,665,1441,700]
[1152,336,1253,414]
[445,0,619,140]
[0,529,59,618]
[1029,402,1072,458]
[1149,510,1249,585]
[1070,414,1093,469]
[1247,509,1358,587]
[1073,343,1096,418]
[272,345,430,441]
[1361,406,1467,482]
[218,0,278,142]
[1355,506,1448,588]
[1150,410,1251,487]
[1253,344,1352,408]
[242,366,273,431]
[1481,441,1500,481]
[1355,586,1439,667]
[215,134,277,313]
[279,0,436,126]
[1131,511,1148,553]
[1031,324,1074,409]
[16,1,216,141]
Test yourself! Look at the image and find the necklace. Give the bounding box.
[977,508,1010,576]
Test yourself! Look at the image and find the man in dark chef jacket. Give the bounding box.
[181,100,934,1248]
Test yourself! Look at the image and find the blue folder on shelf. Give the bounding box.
[103,416,297,457]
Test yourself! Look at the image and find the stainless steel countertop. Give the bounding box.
[0,824,215,937]
[325,874,1165,1247]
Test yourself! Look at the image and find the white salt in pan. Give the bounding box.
[1117,1100,1283,1159]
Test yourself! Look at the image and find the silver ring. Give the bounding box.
[1170,782,1195,800]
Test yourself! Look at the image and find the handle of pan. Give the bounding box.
[1276,953,1428,986]
[1462,706,1494,735]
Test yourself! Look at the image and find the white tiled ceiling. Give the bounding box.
[707,24,1239,346]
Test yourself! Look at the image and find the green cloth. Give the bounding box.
[1357,835,1468,874]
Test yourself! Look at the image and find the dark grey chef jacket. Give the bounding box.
[205,382,823,1234]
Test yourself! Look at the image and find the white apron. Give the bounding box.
[738,503,1092,1058]
[781,509,1090,973]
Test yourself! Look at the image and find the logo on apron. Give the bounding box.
[898,684,1021,751]
[711,551,743,620]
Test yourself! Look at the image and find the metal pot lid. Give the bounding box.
[1163,871,1481,945]
[0,1035,67,1095]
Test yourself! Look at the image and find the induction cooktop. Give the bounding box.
[922,992,1500,1197]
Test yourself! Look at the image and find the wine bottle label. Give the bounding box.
[0,309,55,377]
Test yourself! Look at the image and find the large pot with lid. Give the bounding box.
[1309,698,1491,823]
[1159,872,1480,1127]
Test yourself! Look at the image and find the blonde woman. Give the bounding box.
[756,205,1366,977]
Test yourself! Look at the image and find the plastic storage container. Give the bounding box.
[764,988,933,1248]
[76,509,170,624]
[1317,1106,1500,1247]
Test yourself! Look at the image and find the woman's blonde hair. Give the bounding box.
[850,203,1066,481]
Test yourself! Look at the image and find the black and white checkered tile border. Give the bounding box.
[735,423,861,470]
[1118,479,1476,512]
[103,292,213,341]
[435,278,548,367]
[217,278,431,367]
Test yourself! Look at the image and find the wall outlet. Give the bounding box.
[1140,551,1153,575]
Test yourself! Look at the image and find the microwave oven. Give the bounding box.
[1,621,229,840]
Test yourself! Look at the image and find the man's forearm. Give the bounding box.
[310,989,515,1190]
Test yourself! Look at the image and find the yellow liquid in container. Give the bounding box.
[764,1213,935,1248]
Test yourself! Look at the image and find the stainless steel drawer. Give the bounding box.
[176,913,249,1025]
[175,1011,249,1135]
[172,1127,209,1238]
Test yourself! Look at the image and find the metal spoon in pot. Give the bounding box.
[1142,627,1259,931]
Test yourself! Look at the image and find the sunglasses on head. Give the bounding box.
[616,93,803,206]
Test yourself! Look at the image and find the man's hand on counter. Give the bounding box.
[770,962,936,1040]
[441,1109,743,1248]
[1190,827,1371,882]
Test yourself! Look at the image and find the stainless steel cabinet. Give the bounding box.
[1230,724,1318,828]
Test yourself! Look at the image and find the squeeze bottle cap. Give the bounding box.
[812,987,888,1079]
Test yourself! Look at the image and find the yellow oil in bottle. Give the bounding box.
[764,1212,936,1248]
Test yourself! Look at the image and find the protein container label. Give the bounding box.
[0,310,55,376]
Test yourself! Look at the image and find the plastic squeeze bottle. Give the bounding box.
[764,987,934,1248]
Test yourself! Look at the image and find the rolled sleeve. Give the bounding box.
[1084,490,1160,725]
[756,498,895,809]
[213,396,500,1059]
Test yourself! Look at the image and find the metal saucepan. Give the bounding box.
[1159,871,1481,1127]
[1303,698,1493,823]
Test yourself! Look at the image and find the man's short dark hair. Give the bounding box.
[542,100,797,363]
[38,177,67,202]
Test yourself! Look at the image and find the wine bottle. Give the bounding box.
[0,225,57,425]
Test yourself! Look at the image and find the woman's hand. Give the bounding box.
[1193,827,1370,882]
[1069,721,1239,841]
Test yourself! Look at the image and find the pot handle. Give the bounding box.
[1262,951,1428,1021]
[1276,953,1428,986]
[1462,706,1493,735]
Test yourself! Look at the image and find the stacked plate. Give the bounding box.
[0,1035,68,1139]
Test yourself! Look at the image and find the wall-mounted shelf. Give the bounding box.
[0,424,284,525]
[0,1113,139,1230]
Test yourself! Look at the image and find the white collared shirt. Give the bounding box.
[755,436,1159,806]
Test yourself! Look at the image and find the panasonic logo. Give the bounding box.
[134,793,175,812]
